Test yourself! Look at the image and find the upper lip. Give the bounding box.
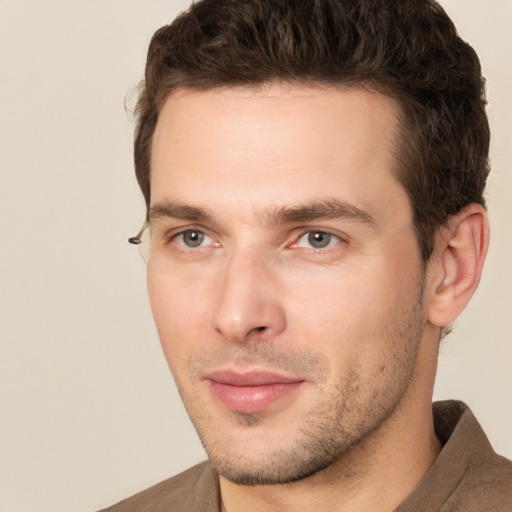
[204,369,304,386]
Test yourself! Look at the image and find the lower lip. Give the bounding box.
[209,381,303,414]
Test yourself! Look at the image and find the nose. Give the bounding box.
[210,251,286,343]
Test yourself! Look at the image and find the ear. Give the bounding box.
[427,204,490,328]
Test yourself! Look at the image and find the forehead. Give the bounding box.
[150,83,409,225]
[153,83,400,157]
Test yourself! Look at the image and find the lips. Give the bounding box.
[205,370,305,414]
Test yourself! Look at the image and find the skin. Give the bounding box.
[147,83,488,511]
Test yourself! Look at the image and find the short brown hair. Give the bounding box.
[134,0,489,261]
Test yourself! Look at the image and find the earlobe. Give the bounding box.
[427,204,489,328]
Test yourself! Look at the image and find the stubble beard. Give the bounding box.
[174,284,426,486]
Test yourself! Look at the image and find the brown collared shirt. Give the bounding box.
[99,401,512,511]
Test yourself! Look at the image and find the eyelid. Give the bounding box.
[289,228,348,250]
[153,222,210,240]
[172,228,207,242]
[153,222,348,251]
[170,226,222,250]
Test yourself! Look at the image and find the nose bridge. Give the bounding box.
[210,245,285,343]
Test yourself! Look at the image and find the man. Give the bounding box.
[102,0,512,510]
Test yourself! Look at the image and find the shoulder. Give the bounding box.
[97,461,220,512]
[437,401,512,509]
[450,444,512,511]
[444,453,512,511]
[397,401,512,512]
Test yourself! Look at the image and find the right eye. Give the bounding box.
[173,229,213,248]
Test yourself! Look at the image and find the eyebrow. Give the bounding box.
[150,202,213,223]
[149,199,376,228]
[267,199,376,227]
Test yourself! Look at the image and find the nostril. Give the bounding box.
[247,326,267,338]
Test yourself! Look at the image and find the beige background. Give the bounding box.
[0,1,510,511]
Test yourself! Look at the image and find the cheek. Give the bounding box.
[147,273,212,371]
[283,256,419,358]
[285,266,388,332]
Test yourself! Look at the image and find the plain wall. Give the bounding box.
[0,1,510,511]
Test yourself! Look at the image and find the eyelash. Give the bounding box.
[167,227,346,253]
[291,230,345,251]
[170,229,217,249]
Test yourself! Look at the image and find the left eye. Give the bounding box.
[295,231,340,249]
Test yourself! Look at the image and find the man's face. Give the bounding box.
[148,84,429,484]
